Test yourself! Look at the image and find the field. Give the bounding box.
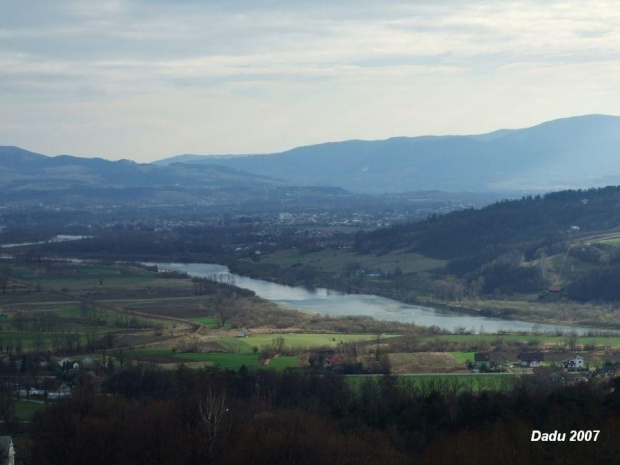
[219,333,386,352]
[122,332,389,371]
[124,348,299,371]
[388,352,468,373]
[258,248,446,274]
[450,351,475,363]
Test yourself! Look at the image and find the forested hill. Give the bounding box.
[355,186,620,268]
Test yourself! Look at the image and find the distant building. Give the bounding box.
[562,355,585,369]
[323,355,346,370]
[519,352,544,368]
[57,357,73,368]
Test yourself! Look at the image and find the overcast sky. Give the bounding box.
[1,0,619,162]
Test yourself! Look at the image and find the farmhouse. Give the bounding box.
[562,355,585,370]
[519,352,544,368]
[323,355,346,370]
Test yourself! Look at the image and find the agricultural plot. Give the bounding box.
[450,352,475,364]
[124,348,299,371]
[218,333,387,353]
[388,352,468,373]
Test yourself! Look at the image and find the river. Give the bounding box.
[150,262,606,335]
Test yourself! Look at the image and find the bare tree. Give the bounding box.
[212,296,237,328]
[198,388,231,464]
[565,330,579,352]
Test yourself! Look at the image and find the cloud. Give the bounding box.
[1,1,619,160]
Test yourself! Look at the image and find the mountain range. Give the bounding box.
[3,114,620,202]
[154,114,620,193]
[0,146,287,205]
[0,146,277,190]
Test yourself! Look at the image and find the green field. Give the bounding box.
[10,264,192,296]
[597,237,620,247]
[259,248,446,274]
[125,348,299,371]
[450,352,475,363]
[219,333,389,353]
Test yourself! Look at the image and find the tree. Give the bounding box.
[271,336,286,353]
[198,388,231,464]
[212,296,237,328]
[565,330,579,351]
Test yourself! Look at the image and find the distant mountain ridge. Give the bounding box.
[154,115,620,193]
[0,145,278,190]
[0,145,291,206]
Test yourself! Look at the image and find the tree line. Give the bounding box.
[27,365,620,465]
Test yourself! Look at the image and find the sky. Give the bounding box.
[1,0,620,162]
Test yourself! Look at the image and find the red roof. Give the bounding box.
[325,356,345,366]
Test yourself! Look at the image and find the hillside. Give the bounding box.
[154,115,620,193]
[352,186,620,301]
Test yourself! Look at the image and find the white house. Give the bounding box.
[562,355,585,369]
[57,357,73,368]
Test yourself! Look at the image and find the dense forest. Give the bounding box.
[354,186,620,298]
[30,366,620,465]
[355,187,620,261]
